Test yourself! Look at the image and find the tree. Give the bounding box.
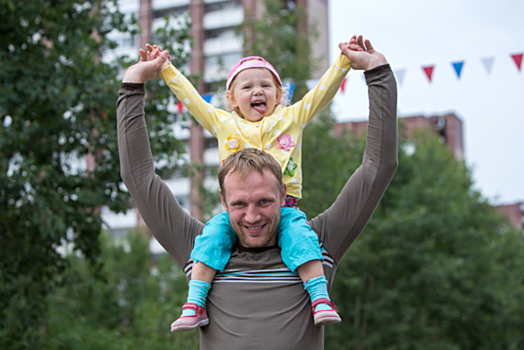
[241,0,319,103]
[44,231,199,350]
[0,2,188,348]
[301,116,524,348]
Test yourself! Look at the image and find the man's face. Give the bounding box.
[220,169,286,248]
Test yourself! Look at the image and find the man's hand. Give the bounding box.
[339,35,387,71]
[122,48,170,83]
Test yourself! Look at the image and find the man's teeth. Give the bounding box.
[247,225,263,230]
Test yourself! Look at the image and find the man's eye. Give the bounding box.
[260,199,269,205]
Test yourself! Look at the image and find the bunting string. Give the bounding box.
[394,51,522,86]
[174,50,522,114]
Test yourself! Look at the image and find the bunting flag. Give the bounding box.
[202,93,213,103]
[176,101,184,114]
[422,65,435,83]
[481,56,495,74]
[511,53,523,71]
[394,68,406,87]
[283,81,296,102]
[452,61,464,79]
[340,78,347,93]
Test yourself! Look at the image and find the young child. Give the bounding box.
[148,39,353,333]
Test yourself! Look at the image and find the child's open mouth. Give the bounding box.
[251,101,267,114]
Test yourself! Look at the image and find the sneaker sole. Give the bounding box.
[171,318,210,333]
[314,316,342,327]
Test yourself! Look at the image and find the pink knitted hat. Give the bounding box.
[226,56,282,90]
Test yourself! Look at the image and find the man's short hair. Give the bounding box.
[218,149,283,199]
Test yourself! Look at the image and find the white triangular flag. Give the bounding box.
[481,56,495,75]
[394,68,406,87]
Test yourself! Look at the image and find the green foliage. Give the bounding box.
[241,0,318,103]
[44,231,199,350]
[300,110,365,217]
[0,1,190,348]
[302,118,524,348]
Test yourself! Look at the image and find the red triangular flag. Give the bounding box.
[176,101,184,114]
[511,53,523,71]
[340,78,347,93]
[422,66,434,83]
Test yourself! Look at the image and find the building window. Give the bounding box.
[205,52,242,67]
[153,5,188,19]
[205,27,238,40]
[204,137,218,149]
[204,0,242,13]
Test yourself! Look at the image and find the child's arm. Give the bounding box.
[146,44,225,138]
[287,46,352,126]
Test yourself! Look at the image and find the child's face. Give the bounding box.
[227,68,282,122]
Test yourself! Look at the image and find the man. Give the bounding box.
[117,36,397,349]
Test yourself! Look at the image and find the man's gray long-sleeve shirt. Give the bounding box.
[117,64,398,350]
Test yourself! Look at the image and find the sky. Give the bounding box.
[327,0,523,205]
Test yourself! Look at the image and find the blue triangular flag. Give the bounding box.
[283,82,296,102]
[452,61,464,79]
[202,93,213,103]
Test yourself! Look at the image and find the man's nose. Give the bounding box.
[244,204,261,223]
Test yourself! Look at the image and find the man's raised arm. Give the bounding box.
[310,36,398,263]
[117,49,204,268]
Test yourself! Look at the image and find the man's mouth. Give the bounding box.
[244,223,266,232]
[251,101,267,114]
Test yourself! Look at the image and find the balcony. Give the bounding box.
[203,6,243,30]
[152,0,190,10]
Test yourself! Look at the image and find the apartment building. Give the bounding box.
[103,0,330,242]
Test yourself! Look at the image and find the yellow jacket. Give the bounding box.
[160,54,351,199]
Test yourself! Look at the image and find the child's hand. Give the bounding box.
[123,48,170,83]
[339,35,387,71]
[146,43,171,71]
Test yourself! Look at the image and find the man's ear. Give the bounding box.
[280,183,287,207]
[219,189,228,211]
[226,90,238,108]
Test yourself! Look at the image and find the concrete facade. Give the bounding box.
[495,202,524,230]
[334,113,465,160]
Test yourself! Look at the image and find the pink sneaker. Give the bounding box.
[312,298,341,326]
[171,303,209,333]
